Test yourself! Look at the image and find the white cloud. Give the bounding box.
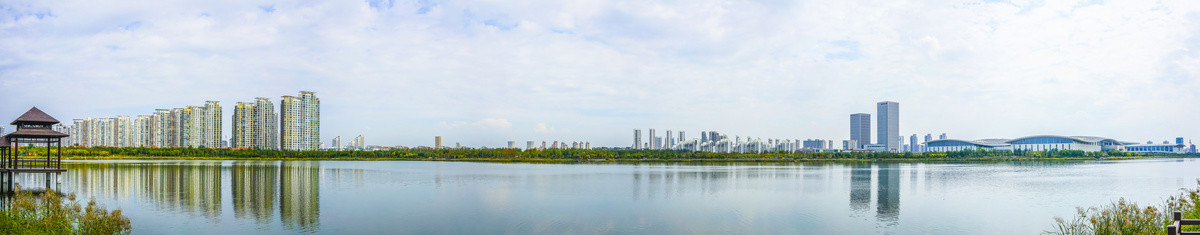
[534,123,556,134]
[440,118,513,130]
[2,0,1200,147]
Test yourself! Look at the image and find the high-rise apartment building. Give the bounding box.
[233,102,252,148]
[633,129,642,149]
[666,130,673,149]
[939,133,947,140]
[435,136,443,149]
[332,136,341,149]
[354,135,364,149]
[526,141,534,150]
[201,101,222,148]
[132,115,152,147]
[281,91,319,151]
[850,113,871,149]
[232,98,278,149]
[877,101,899,151]
[152,109,169,147]
[649,129,657,150]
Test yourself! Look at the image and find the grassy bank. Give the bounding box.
[1045,181,1200,234]
[0,189,131,234]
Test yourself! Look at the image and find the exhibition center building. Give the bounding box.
[925,135,1185,153]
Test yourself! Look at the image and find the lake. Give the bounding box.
[8,158,1200,234]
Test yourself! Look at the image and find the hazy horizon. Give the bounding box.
[3,0,1199,148]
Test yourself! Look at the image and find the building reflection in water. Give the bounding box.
[50,161,321,231]
[280,161,320,230]
[232,161,278,223]
[876,164,900,222]
[61,162,224,220]
[849,164,871,213]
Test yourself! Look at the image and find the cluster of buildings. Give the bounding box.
[624,100,1197,155]
[330,135,366,150]
[57,91,321,151]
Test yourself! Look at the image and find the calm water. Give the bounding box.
[9,159,1200,234]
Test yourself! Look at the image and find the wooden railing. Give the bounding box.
[1168,211,1200,235]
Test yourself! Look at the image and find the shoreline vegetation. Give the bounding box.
[0,188,132,234]
[10,146,1194,163]
[1046,181,1200,234]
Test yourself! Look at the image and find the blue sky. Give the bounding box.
[2,0,1200,148]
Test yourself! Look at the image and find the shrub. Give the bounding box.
[0,188,131,234]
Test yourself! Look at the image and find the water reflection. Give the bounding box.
[877,165,900,222]
[849,164,871,213]
[232,161,277,224]
[29,161,322,232]
[280,161,320,230]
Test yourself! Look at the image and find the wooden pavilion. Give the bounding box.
[2,107,67,173]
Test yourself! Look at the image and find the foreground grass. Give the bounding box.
[0,188,131,234]
[1045,180,1200,235]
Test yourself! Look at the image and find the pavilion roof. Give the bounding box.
[4,128,68,138]
[10,107,60,125]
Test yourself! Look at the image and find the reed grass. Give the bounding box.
[1046,180,1200,235]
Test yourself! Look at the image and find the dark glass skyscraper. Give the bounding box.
[850,113,871,149]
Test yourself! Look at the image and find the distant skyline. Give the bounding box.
[3,0,1200,148]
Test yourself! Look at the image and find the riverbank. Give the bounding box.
[23,146,1188,163]
[59,155,1157,163]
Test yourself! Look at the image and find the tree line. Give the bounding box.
[11,146,1181,160]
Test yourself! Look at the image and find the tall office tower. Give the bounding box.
[507,141,515,149]
[939,133,947,140]
[877,101,899,151]
[633,129,642,149]
[281,91,320,151]
[648,129,657,149]
[679,131,685,142]
[526,141,534,150]
[666,130,673,149]
[850,113,871,148]
[1177,137,1184,145]
[909,134,918,152]
[701,131,709,143]
[435,136,443,148]
[354,135,364,149]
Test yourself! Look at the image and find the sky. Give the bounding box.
[2,0,1200,148]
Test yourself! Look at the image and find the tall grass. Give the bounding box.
[0,188,131,234]
[1046,180,1200,234]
